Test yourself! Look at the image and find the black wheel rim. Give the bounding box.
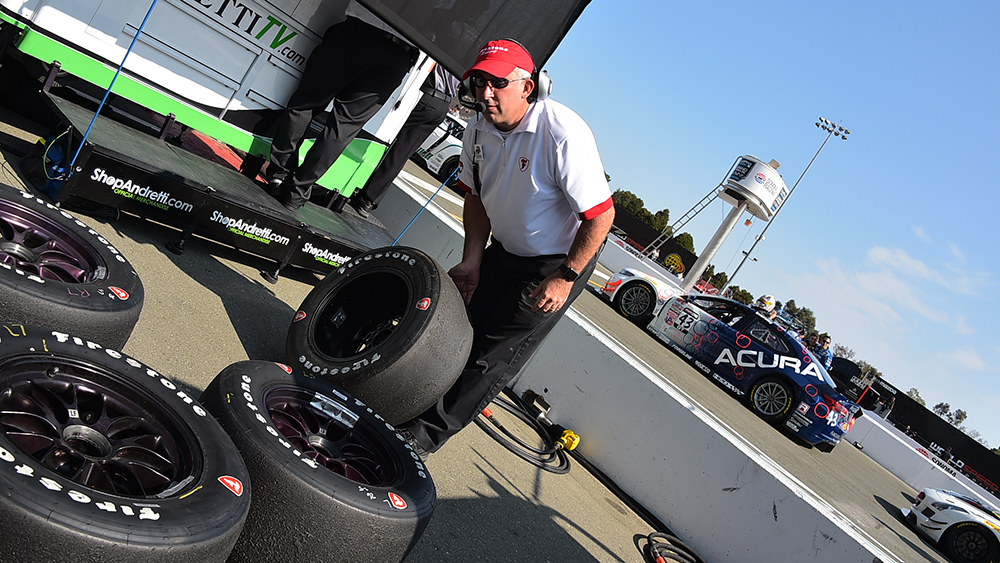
[312,271,410,360]
[0,355,200,498]
[752,381,790,416]
[620,285,651,316]
[953,527,990,560]
[0,196,108,283]
[264,385,401,486]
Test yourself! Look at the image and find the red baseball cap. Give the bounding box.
[463,39,535,80]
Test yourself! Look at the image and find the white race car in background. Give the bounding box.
[902,488,1000,563]
[412,114,467,189]
[600,268,682,326]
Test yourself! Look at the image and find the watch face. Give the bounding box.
[560,264,578,281]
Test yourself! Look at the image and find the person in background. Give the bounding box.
[351,63,460,217]
[811,334,833,371]
[398,39,614,459]
[267,1,415,211]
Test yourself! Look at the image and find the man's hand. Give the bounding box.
[448,261,480,305]
[530,273,574,313]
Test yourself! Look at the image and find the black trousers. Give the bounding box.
[356,91,452,206]
[404,240,597,452]
[268,17,412,207]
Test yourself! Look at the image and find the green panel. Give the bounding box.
[14,28,382,194]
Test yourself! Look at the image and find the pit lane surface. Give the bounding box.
[0,97,951,560]
[569,288,953,563]
[400,166,952,561]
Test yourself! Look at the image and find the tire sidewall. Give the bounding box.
[0,185,143,313]
[748,376,793,422]
[0,186,144,348]
[201,361,435,520]
[288,247,440,383]
[0,324,249,549]
[944,521,1000,563]
[615,280,656,321]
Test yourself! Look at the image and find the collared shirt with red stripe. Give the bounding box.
[457,98,613,257]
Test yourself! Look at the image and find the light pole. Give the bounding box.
[721,118,849,293]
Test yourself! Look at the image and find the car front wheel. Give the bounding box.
[612,280,656,326]
[942,521,1000,563]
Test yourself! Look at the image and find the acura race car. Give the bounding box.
[902,488,1000,563]
[647,294,861,451]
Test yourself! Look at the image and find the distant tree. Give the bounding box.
[933,402,968,426]
[731,288,753,305]
[700,264,715,281]
[611,190,671,234]
[932,402,951,417]
[951,409,968,426]
[832,344,855,360]
[651,209,670,233]
[856,360,882,380]
[782,300,817,335]
[907,388,926,407]
[612,190,647,218]
[966,429,988,448]
[709,271,728,289]
[672,232,695,253]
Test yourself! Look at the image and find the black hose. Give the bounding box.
[645,532,706,563]
[483,389,711,563]
[474,390,570,474]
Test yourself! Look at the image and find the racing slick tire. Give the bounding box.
[199,361,436,563]
[941,521,1000,563]
[747,376,794,423]
[612,280,657,326]
[0,184,144,350]
[286,246,472,426]
[0,324,251,563]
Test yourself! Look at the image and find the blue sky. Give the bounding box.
[543,1,1000,447]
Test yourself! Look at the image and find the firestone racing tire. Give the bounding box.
[0,324,251,563]
[286,246,472,425]
[0,184,144,350]
[199,361,436,563]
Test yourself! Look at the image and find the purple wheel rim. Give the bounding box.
[0,355,199,498]
[0,197,107,283]
[264,385,401,486]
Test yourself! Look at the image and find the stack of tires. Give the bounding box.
[0,187,454,562]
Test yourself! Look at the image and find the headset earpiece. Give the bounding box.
[532,70,551,102]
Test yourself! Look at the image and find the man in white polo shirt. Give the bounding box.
[399,39,614,458]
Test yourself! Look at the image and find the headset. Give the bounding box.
[458,38,551,112]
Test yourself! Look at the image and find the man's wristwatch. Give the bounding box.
[558,263,579,282]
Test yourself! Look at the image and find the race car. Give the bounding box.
[647,293,861,451]
[902,488,1000,563]
[600,268,683,326]
[411,114,467,190]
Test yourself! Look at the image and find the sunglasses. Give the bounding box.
[470,76,528,90]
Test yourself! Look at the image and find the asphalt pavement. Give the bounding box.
[0,80,953,563]
[0,100,660,562]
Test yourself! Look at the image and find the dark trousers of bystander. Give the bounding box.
[355,92,452,207]
[403,239,597,453]
[267,17,413,208]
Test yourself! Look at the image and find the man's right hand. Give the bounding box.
[448,262,480,304]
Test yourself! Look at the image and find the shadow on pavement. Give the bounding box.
[873,494,946,563]
[406,447,645,563]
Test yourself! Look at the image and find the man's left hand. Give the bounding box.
[530,274,574,314]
